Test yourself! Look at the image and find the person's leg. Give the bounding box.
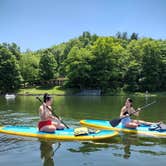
[138,120,161,126]
[125,122,138,129]
[132,119,140,125]
[40,125,56,132]
[52,121,65,129]
[57,123,65,129]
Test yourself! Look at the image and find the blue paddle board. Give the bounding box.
[0,125,118,141]
[80,119,166,137]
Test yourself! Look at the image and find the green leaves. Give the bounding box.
[0,31,165,93]
[39,51,58,81]
[64,47,93,88]
[0,46,22,93]
[19,51,39,85]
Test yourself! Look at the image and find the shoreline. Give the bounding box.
[2,86,166,97]
[17,91,166,97]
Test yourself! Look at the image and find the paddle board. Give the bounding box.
[0,125,118,141]
[80,119,166,137]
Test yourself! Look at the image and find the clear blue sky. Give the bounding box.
[0,0,166,51]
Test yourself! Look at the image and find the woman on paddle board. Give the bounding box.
[38,93,65,132]
[120,98,158,129]
[120,98,140,128]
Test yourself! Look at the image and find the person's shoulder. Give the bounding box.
[39,105,43,111]
[47,105,52,110]
[121,106,126,111]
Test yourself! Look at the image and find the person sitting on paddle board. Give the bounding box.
[120,98,159,129]
[38,93,65,132]
[120,98,140,128]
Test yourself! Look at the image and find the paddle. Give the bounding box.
[36,96,69,129]
[109,101,156,127]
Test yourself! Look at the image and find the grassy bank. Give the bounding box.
[17,86,166,96]
[17,86,75,95]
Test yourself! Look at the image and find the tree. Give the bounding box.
[158,41,166,90]
[115,32,128,40]
[1,42,21,60]
[50,44,67,77]
[39,51,58,81]
[0,46,22,93]
[123,40,143,92]
[123,61,141,92]
[78,31,92,48]
[139,40,161,91]
[20,51,39,85]
[130,32,138,40]
[90,37,128,91]
[64,47,93,88]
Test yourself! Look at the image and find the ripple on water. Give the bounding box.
[0,134,39,154]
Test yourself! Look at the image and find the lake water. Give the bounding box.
[0,95,166,166]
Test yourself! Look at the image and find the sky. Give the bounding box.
[0,0,166,51]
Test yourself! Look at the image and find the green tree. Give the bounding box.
[39,51,58,81]
[50,44,67,77]
[20,51,39,85]
[0,46,22,93]
[1,42,21,60]
[130,32,138,40]
[158,41,166,90]
[64,47,93,88]
[123,61,141,92]
[116,32,128,40]
[90,37,128,91]
[139,40,161,91]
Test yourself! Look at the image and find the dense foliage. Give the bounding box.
[0,32,165,93]
[0,44,22,93]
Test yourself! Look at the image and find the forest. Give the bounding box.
[0,31,165,94]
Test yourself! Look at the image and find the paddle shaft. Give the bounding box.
[128,100,156,117]
[36,96,69,128]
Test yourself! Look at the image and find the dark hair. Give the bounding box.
[127,98,133,103]
[127,98,133,107]
[43,93,52,103]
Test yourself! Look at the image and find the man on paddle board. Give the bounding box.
[38,93,65,132]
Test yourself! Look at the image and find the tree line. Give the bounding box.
[0,31,165,93]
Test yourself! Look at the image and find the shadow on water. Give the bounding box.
[39,140,61,166]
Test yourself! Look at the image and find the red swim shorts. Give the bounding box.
[38,120,52,130]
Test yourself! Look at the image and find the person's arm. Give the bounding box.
[120,107,129,118]
[131,107,139,116]
[40,104,55,120]
[51,116,61,123]
[46,106,62,123]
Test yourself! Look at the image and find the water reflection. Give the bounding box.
[119,133,166,159]
[0,95,166,166]
[68,141,110,154]
[67,137,120,154]
[40,141,61,166]
[120,134,136,159]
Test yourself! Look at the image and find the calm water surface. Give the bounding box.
[0,95,166,166]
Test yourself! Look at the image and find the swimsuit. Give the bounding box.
[121,110,131,127]
[38,120,52,130]
[121,116,131,127]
